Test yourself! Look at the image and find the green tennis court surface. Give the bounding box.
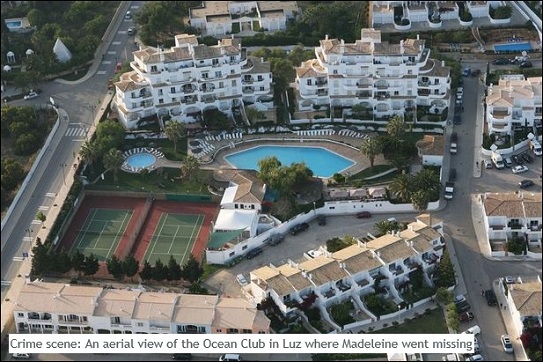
[144,213,204,265]
[72,208,133,261]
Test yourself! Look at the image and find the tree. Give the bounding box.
[1,158,25,191]
[164,121,185,153]
[95,120,126,155]
[359,136,382,169]
[180,155,200,182]
[374,220,400,236]
[435,287,453,307]
[122,254,140,280]
[30,239,49,276]
[71,250,86,277]
[83,254,99,276]
[167,255,182,281]
[245,107,266,125]
[139,260,153,281]
[80,140,99,173]
[386,115,405,139]
[388,173,412,202]
[181,254,203,283]
[414,168,441,201]
[435,250,456,288]
[36,211,46,225]
[54,249,73,274]
[107,255,125,280]
[411,190,430,212]
[153,259,168,281]
[102,148,124,183]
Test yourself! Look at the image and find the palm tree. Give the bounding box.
[360,135,382,169]
[411,190,430,212]
[386,115,405,139]
[180,155,200,182]
[164,120,186,153]
[80,140,99,173]
[388,173,412,202]
[414,168,441,201]
[103,148,124,183]
[374,220,400,236]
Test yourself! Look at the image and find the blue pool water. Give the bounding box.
[126,153,156,168]
[224,145,355,178]
[5,20,22,29]
[493,42,532,52]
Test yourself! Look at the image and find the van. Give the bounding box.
[219,354,241,361]
[462,325,481,336]
[125,11,132,20]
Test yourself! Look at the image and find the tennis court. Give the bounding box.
[143,213,204,265]
[71,208,133,261]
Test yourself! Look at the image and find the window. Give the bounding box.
[232,80,237,87]
[18,313,24,317]
[394,91,399,96]
[216,329,222,333]
[333,70,338,74]
[242,329,252,334]
[229,252,235,257]
[307,79,312,86]
[111,317,120,324]
[258,75,263,81]
[408,56,415,63]
[170,87,176,93]
[158,99,164,104]
[219,81,224,88]
[137,322,144,327]
[215,71,221,78]
[242,245,248,250]
[202,73,208,79]
[234,204,238,209]
[212,58,219,66]
[227,328,239,334]
[151,65,157,72]
[251,205,255,209]
[158,89,163,96]
[329,206,335,209]
[258,331,266,334]
[260,87,265,91]
[131,103,136,109]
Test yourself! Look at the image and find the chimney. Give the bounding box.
[441,60,445,67]
[325,34,329,40]
[417,34,420,40]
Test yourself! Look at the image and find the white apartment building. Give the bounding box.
[13,281,270,334]
[189,1,299,36]
[293,28,451,120]
[501,276,542,338]
[113,34,273,129]
[249,216,444,318]
[482,192,542,253]
[372,1,504,28]
[485,75,542,136]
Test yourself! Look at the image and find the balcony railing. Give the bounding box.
[489,224,506,230]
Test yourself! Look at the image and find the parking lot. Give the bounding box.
[203,213,412,298]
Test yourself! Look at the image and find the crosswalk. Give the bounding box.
[65,126,88,139]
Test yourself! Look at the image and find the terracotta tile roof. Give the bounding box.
[299,256,349,285]
[332,245,382,274]
[510,281,542,317]
[483,192,541,218]
[416,135,445,156]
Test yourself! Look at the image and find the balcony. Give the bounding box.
[489,224,506,230]
[130,91,153,99]
[507,222,523,230]
[182,85,197,94]
[181,96,198,104]
[529,224,542,231]
[336,280,351,292]
[356,92,372,98]
[201,95,217,103]
[323,288,336,299]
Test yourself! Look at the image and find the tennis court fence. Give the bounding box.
[118,193,154,259]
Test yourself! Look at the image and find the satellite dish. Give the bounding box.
[521,51,527,56]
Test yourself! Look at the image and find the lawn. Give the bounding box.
[374,308,448,334]
[350,164,394,180]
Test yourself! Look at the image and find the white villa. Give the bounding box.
[499,276,542,339]
[481,192,542,257]
[113,34,273,129]
[13,281,270,335]
[249,215,444,321]
[485,75,543,137]
[189,1,299,36]
[293,28,451,121]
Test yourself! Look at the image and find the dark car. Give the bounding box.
[267,234,284,246]
[453,114,462,125]
[455,301,471,313]
[449,168,457,182]
[492,58,510,65]
[317,215,326,226]
[451,132,458,143]
[471,69,481,77]
[459,311,475,323]
[225,255,244,267]
[522,153,533,163]
[519,61,533,68]
[484,289,498,306]
[290,222,309,235]
[245,247,263,259]
[172,354,192,361]
[512,154,524,165]
[519,180,534,189]
[356,211,372,219]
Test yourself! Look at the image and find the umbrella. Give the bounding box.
[192,147,202,154]
[189,140,200,146]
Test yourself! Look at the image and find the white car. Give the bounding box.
[501,334,514,353]
[504,276,516,284]
[236,274,247,286]
[512,165,528,174]
[462,325,481,336]
[465,355,483,361]
[23,91,38,100]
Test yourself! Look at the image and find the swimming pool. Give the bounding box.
[224,145,355,178]
[126,153,156,168]
[493,42,532,52]
[5,20,22,29]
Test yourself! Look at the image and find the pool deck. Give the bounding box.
[195,132,387,177]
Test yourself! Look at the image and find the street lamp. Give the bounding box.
[59,163,67,186]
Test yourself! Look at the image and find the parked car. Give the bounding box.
[453,114,461,125]
[236,274,248,286]
[471,69,481,77]
[462,67,471,76]
[267,233,284,246]
[449,168,457,182]
[317,215,326,226]
[125,10,132,19]
[501,334,514,353]
[23,91,39,100]
[127,26,136,35]
[459,311,474,323]
[519,180,534,189]
[356,211,372,219]
[290,222,309,235]
[455,301,471,313]
[225,255,244,267]
[465,355,484,361]
[245,247,263,259]
[512,154,524,165]
[503,156,513,168]
[172,354,192,360]
[483,159,493,169]
[484,289,498,306]
[451,132,458,142]
[512,165,529,174]
[504,276,516,284]
[462,325,481,336]
[522,153,533,163]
